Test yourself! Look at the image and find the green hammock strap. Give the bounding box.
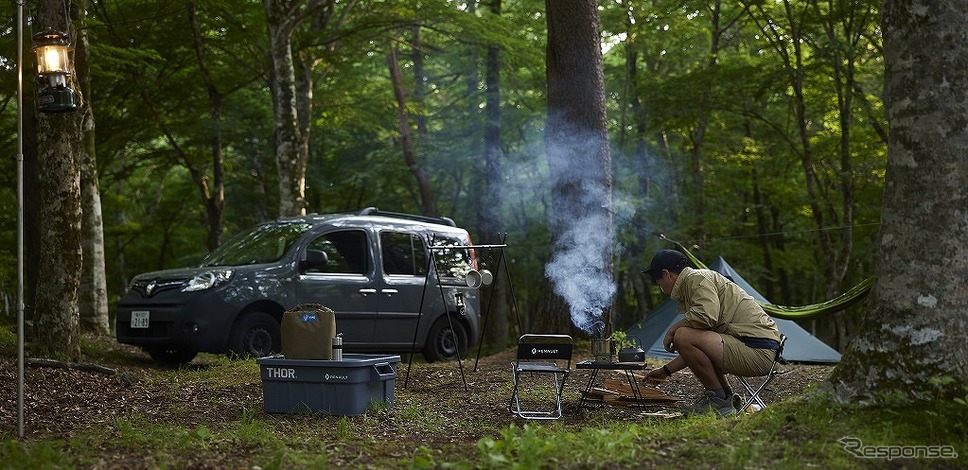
[666,238,873,320]
[673,241,708,270]
[758,277,873,319]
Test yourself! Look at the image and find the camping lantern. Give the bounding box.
[32,29,79,113]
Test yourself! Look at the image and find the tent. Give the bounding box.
[625,257,842,363]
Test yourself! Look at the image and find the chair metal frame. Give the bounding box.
[509,334,573,420]
[735,334,787,412]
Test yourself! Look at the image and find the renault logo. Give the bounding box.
[145,280,157,296]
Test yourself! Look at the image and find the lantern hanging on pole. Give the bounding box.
[32,28,79,113]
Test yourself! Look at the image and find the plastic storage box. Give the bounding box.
[256,354,400,415]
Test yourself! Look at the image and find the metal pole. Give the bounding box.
[16,0,26,440]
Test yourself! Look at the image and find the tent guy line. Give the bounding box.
[671,222,881,245]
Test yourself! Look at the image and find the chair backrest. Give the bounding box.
[516,334,573,366]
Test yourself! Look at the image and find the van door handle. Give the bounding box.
[359,288,377,296]
[381,289,398,296]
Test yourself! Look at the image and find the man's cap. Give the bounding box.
[643,249,689,275]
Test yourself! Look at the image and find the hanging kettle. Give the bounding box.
[617,337,646,362]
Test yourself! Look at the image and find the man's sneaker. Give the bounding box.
[684,391,738,418]
[683,391,714,414]
[730,393,743,412]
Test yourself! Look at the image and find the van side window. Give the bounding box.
[380,231,427,276]
[306,230,370,274]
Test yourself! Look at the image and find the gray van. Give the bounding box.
[115,208,481,365]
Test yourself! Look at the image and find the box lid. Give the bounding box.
[256,353,400,368]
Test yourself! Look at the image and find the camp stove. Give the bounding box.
[590,320,615,363]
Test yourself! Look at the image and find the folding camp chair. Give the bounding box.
[509,334,573,420]
[735,334,787,412]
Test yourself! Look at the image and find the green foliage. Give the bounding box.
[0,440,73,469]
[0,324,16,356]
[609,331,634,349]
[929,376,968,406]
[0,0,890,350]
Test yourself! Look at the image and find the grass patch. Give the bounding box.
[475,422,654,469]
[0,440,74,469]
[396,401,446,434]
[451,391,968,469]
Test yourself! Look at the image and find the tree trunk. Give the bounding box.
[826,0,968,403]
[478,0,509,348]
[263,0,355,217]
[189,2,226,250]
[751,166,776,301]
[411,21,427,136]
[75,3,110,334]
[540,0,613,335]
[387,45,437,217]
[264,0,308,217]
[622,30,654,320]
[626,13,662,319]
[32,2,84,360]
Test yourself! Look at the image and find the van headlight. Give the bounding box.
[182,269,234,292]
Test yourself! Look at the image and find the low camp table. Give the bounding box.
[576,360,651,411]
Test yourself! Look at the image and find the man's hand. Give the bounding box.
[644,368,668,383]
[664,319,684,353]
[663,331,676,353]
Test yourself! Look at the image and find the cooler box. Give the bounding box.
[256,354,400,415]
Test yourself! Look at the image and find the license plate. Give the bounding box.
[131,310,150,329]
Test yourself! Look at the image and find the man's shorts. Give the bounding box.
[720,334,776,376]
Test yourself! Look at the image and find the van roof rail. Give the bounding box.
[356,207,457,227]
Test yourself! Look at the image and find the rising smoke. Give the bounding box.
[493,124,666,335]
[543,124,616,334]
[544,194,615,333]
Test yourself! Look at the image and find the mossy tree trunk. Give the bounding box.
[825,0,968,403]
[32,3,84,360]
[263,0,312,217]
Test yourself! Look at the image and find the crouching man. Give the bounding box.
[642,249,781,417]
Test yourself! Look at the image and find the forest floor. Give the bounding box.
[0,333,844,468]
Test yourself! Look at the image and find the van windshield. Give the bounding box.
[201,222,313,266]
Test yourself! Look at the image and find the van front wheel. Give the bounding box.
[229,312,281,359]
[422,317,468,363]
